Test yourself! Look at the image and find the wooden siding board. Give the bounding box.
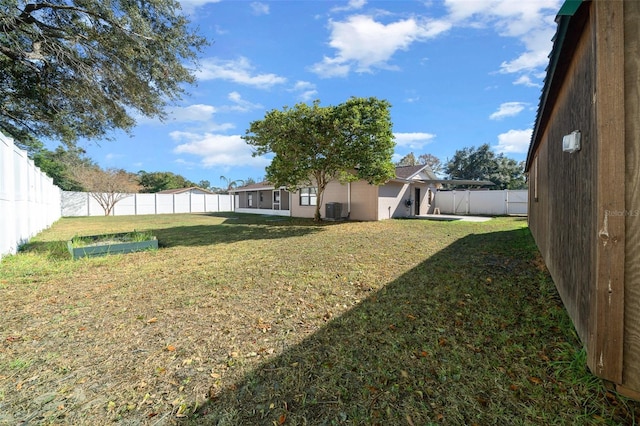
[590,0,625,383]
[540,19,596,349]
[623,0,640,393]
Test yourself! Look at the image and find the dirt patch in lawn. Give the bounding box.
[0,214,637,425]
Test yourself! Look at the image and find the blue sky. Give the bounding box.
[81,0,562,188]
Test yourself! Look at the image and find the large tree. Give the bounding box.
[0,0,206,152]
[418,153,444,176]
[396,152,418,167]
[33,145,93,190]
[219,175,245,193]
[445,144,526,190]
[244,97,396,221]
[137,171,195,193]
[70,165,141,215]
[396,152,444,175]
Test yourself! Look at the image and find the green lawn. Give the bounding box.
[0,214,636,425]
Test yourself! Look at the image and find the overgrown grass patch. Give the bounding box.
[0,213,637,425]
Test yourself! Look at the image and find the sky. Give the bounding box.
[79,0,562,189]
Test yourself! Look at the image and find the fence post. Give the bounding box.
[505,190,509,215]
[466,190,470,215]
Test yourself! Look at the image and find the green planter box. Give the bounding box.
[67,232,158,259]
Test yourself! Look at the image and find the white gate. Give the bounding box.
[434,190,528,216]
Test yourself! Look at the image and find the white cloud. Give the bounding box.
[310,56,352,78]
[171,131,270,167]
[225,92,263,112]
[132,104,236,131]
[493,128,532,154]
[331,0,367,13]
[311,15,451,77]
[489,102,527,120]
[444,0,561,83]
[168,104,216,122]
[513,75,540,87]
[393,132,436,149]
[499,47,549,74]
[290,81,318,101]
[178,0,220,14]
[197,57,287,89]
[250,2,269,16]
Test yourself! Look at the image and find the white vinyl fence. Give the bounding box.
[1,133,62,259]
[434,189,528,216]
[62,191,235,216]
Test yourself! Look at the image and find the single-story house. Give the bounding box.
[525,0,640,398]
[231,165,442,221]
[156,187,215,195]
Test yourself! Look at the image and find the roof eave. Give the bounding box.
[525,0,589,172]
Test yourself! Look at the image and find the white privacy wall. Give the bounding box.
[433,190,528,216]
[0,132,62,259]
[61,191,235,216]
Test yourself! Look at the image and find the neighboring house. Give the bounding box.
[231,165,442,221]
[525,1,640,398]
[156,187,215,195]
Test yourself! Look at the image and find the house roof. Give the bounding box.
[394,164,437,181]
[230,181,275,192]
[525,0,587,172]
[394,165,493,187]
[230,166,493,191]
[156,186,215,194]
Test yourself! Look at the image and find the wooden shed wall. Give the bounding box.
[529,1,630,388]
[623,0,640,397]
[528,13,596,350]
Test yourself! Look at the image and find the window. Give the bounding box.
[299,187,317,206]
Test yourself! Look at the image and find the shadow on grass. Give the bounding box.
[186,227,631,425]
[154,214,333,248]
[19,213,332,255]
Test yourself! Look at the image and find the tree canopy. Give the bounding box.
[243,97,396,221]
[396,152,418,167]
[68,165,141,215]
[396,152,444,176]
[445,144,526,190]
[0,0,206,152]
[33,145,93,191]
[137,171,196,193]
[219,175,245,193]
[418,153,443,176]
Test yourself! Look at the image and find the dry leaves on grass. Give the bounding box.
[1,215,638,425]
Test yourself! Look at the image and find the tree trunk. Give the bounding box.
[314,185,325,222]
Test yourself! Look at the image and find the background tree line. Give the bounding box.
[396,143,527,190]
[31,144,261,194]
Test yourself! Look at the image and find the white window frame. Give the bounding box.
[299,187,317,206]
